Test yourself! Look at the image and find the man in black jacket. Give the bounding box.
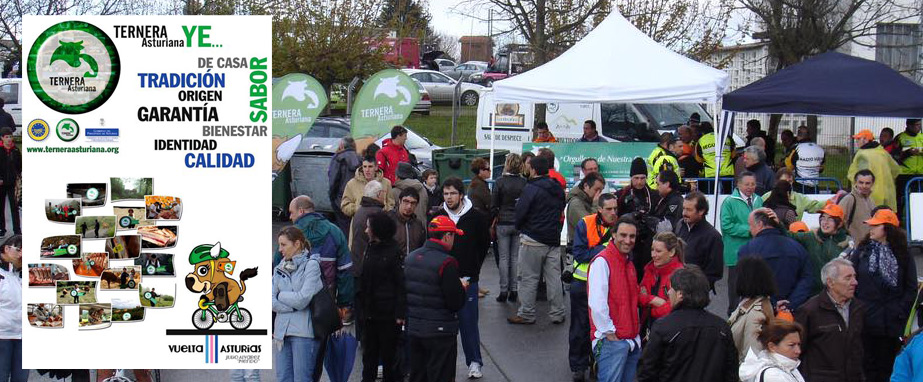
[405,215,467,382]
[436,177,490,378]
[652,170,683,232]
[508,156,566,325]
[637,267,738,382]
[328,137,360,233]
[388,188,426,256]
[675,191,723,290]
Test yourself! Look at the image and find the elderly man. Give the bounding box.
[738,208,814,311]
[746,119,776,164]
[286,195,354,307]
[720,171,762,315]
[795,258,865,382]
[741,146,775,195]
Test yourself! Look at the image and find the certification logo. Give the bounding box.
[28,21,121,114]
[28,119,50,141]
[56,118,79,142]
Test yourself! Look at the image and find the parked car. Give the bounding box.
[298,117,441,168]
[411,78,432,115]
[469,71,509,87]
[445,62,489,81]
[327,79,431,115]
[0,78,22,134]
[401,69,484,106]
[435,58,457,72]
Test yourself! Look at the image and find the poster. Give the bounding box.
[523,142,657,181]
[22,16,272,369]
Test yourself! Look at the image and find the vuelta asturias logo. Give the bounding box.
[28,20,120,114]
[167,336,262,364]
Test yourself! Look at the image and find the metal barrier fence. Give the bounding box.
[904,176,923,245]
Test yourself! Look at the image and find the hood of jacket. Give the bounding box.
[860,141,881,150]
[294,213,334,245]
[353,167,385,183]
[275,250,310,276]
[531,175,566,200]
[360,196,385,208]
[739,349,801,381]
[567,184,592,206]
[443,196,473,223]
[395,178,425,193]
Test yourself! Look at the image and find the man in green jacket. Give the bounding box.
[720,171,761,316]
[566,172,606,244]
[762,168,830,220]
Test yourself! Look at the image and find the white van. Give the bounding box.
[476,89,716,152]
[0,78,22,134]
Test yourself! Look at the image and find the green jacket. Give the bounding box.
[761,190,827,221]
[720,188,762,266]
[791,228,850,294]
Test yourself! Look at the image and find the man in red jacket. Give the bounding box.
[589,216,641,382]
[377,125,411,184]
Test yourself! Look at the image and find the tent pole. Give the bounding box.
[849,117,856,159]
[712,102,722,226]
[490,106,496,178]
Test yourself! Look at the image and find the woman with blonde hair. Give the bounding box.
[638,232,685,339]
[491,153,527,302]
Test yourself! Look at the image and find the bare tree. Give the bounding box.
[616,0,736,61]
[433,30,460,59]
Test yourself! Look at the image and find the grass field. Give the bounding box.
[405,105,478,148]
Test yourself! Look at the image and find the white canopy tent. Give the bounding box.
[489,9,732,223]
[492,10,730,104]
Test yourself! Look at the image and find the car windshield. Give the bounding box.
[404,132,430,149]
[639,104,711,129]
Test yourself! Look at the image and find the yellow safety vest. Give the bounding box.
[574,214,610,281]
[647,145,681,189]
[698,132,734,177]
[896,132,923,174]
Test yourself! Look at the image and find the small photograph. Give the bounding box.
[140,282,175,308]
[67,183,108,207]
[40,235,81,259]
[99,266,141,290]
[135,253,174,276]
[72,252,108,277]
[110,177,154,201]
[111,297,145,323]
[45,199,82,223]
[113,206,144,231]
[27,304,64,328]
[79,303,112,329]
[56,281,97,305]
[106,235,141,259]
[75,216,117,239]
[139,226,178,249]
[28,263,69,287]
[145,196,182,220]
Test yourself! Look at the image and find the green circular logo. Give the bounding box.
[56,118,79,142]
[67,244,78,255]
[28,21,120,114]
[86,187,98,200]
[122,312,131,320]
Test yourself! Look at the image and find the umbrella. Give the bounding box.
[323,325,358,382]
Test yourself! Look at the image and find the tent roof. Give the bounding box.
[492,11,729,104]
[722,51,923,118]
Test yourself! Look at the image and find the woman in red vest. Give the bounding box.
[638,232,685,342]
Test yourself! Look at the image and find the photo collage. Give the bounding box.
[29,178,180,329]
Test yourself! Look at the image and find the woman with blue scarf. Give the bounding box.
[849,208,917,382]
[273,226,324,382]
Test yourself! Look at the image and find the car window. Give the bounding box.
[305,124,328,138]
[600,103,656,142]
[404,132,429,149]
[328,124,349,138]
[410,73,430,83]
[0,83,19,104]
[640,104,711,129]
[430,73,453,83]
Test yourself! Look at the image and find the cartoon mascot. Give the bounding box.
[185,242,258,312]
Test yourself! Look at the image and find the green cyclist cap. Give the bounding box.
[189,242,230,264]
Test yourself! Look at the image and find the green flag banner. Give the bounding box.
[271,73,328,173]
[523,142,657,182]
[351,69,420,138]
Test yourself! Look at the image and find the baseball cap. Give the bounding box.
[864,208,900,227]
[817,202,844,220]
[429,216,464,235]
[789,221,809,233]
[852,130,874,140]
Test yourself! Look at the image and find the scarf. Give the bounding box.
[866,240,899,287]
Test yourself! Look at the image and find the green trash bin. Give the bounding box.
[272,162,292,221]
[432,146,509,184]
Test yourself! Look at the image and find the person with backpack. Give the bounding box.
[838,170,876,242]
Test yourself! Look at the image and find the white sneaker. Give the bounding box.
[468,362,483,379]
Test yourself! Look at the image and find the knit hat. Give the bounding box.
[630,157,647,177]
[396,162,417,180]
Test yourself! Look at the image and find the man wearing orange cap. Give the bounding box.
[848,129,900,210]
[404,216,468,382]
[790,202,852,294]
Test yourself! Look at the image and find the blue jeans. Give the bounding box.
[229,369,261,382]
[0,339,27,382]
[275,336,321,382]
[458,281,482,366]
[594,339,640,382]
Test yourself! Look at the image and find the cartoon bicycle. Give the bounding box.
[191,297,252,330]
[185,242,258,331]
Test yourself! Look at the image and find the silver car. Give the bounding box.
[435,58,457,73]
[402,69,485,106]
[445,62,488,81]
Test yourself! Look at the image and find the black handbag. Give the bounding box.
[310,285,342,338]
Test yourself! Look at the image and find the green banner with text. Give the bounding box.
[351,69,420,138]
[271,73,327,172]
[523,142,658,181]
